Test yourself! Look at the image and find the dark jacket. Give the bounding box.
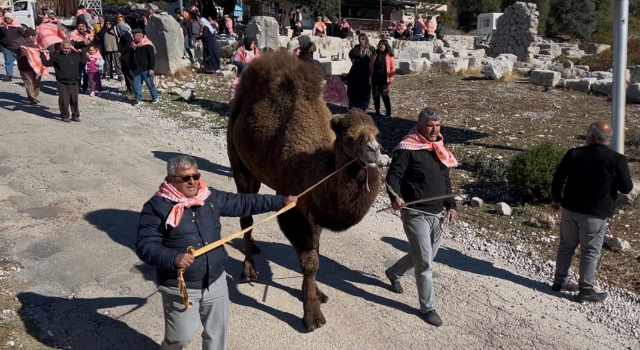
[346,59,371,105]
[11,37,36,72]
[292,23,303,38]
[137,188,286,289]
[353,44,375,63]
[40,51,82,84]
[435,22,444,40]
[552,144,633,218]
[0,26,24,48]
[71,30,92,62]
[130,43,155,71]
[298,42,315,62]
[118,32,134,63]
[386,148,456,214]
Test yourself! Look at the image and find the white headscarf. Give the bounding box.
[199,17,215,35]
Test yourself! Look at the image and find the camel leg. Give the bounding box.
[228,141,262,282]
[278,210,326,331]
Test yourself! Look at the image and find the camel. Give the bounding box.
[227,49,383,331]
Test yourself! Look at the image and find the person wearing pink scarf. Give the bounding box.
[137,155,296,350]
[384,107,457,328]
[1,13,24,81]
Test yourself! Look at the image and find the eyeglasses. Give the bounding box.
[171,173,201,183]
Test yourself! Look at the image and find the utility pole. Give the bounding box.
[179,0,183,16]
[379,0,382,32]
[612,0,629,154]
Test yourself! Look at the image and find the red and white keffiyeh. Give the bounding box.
[394,127,458,168]
[155,178,211,228]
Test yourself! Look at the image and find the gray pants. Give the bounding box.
[553,208,607,290]
[387,210,443,313]
[159,273,229,350]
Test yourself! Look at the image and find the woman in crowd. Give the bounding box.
[369,39,395,118]
[353,33,375,64]
[116,22,134,93]
[295,35,315,62]
[345,48,370,111]
[198,17,221,74]
[291,17,303,38]
[312,16,325,37]
[232,37,260,75]
[99,19,122,80]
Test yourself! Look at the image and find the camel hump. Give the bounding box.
[231,49,324,117]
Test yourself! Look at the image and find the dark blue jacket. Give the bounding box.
[137,187,285,289]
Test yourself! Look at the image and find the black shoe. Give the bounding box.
[374,111,381,117]
[577,289,607,303]
[61,117,71,123]
[71,116,81,122]
[552,282,579,293]
[384,269,404,294]
[385,114,393,118]
[423,310,443,327]
[2,76,12,82]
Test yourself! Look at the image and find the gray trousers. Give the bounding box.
[553,208,607,290]
[159,273,229,350]
[387,210,443,313]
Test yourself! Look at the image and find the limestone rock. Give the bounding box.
[495,202,512,216]
[171,88,195,101]
[278,35,289,49]
[591,79,613,96]
[432,59,469,73]
[498,53,518,63]
[484,58,514,80]
[245,16,280,51]
[561,48,586,59]
[603,234,631,252]
[616,179,640,204]
[629,65,640,84]
[393,41,435,60]
[468,57,486,70]
[311,36,346,60]
[585,43,611,55]
[593,71,613,80]
[320,60,352,78]
[471,197,483,207]
[528,213,555,229]
[563,78,597,93]
[145,14,189,75]
[530,69,561,87]
[549,60,574,78]
[627,83,640,103]
[220,41,239,59]
[488,2,539,61]
[396,58,431,75]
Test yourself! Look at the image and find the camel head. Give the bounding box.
[331,109,382,167]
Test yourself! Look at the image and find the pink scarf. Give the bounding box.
[155,178,212,228]
[70,29,93,42]
[3,14,21,28]
[394,127,458,168]
[136,36,156,53]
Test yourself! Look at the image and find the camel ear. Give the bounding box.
[330,117,342,135]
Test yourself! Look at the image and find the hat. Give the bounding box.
[348,48,362,60]
[131,28,144,34]
[48,10,55,15]
[24,28,36,37]
[4,12,14,20]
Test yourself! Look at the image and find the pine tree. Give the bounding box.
[455,0,501,32]
[546,0,597,39]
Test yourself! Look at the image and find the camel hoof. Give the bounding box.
[240,271,259,283]
[251,243,262,255]
[319,294,329,304]
[302,309,326,331]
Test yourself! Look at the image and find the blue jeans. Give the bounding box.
[413,34,423,41]
[132,69,158,102]
[2,47,15,78]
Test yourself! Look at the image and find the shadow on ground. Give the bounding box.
[380,236,572,300]
[0,91,59,120]
[152,151,231,177]
[16,292,159,350]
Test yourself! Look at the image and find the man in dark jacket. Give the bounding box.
[70,22,91,93]
[130,29,158,105]
[384,107,457,328]
[137,155,296,350]
[11,28,41,104]
[345,48,370,111]
[0,13,25,81]
[40,40,82,122]
[551,121,633,303]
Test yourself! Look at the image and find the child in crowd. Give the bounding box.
[86,45,104,96]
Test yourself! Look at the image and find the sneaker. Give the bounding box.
[552,282,579,293]
[90,92,95,97]
[2,76,11,82]
[151,98,160,103]
[384,114,393,118]
[61,117,71,123]
[384,269,404,294]
[133,101,143,106]
[422,310,443,327]
[71,116,81,122]
[577,289,607,303]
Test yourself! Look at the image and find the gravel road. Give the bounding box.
[0,75,638,350]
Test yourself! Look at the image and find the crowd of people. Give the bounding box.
[382,14,445,42]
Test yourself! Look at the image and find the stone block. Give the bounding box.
[320,60,352,78]
[585,43,611,55]
[145,14,189,76]
[530,69,561,87]
[467,49,486,58]
[629,66,640,84]
[245,16,280,51]
[311,36,346,59]
[453,50,468,58]
[220,41,238,59]
[468,57,486,70]
[278,35,289,49]
[432,59,469,73]
[563,78,597,93]
[591,79,613,95]
[484,58,515,80]
[498,53,518,63]
[627,83,640,103]
[393,41,434,60]
[422,53,441,61]
[561,48,586,58]
[593,71,613,80]
[549,59,574,78]
[395,58,431,75]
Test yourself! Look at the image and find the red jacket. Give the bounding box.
[369,52,396,88]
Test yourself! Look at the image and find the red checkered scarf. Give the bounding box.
[155,178,211,228]
[394,127,458,168]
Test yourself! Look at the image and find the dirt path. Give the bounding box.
[0,76,638,349]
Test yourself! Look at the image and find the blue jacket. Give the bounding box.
[137,187,285,289]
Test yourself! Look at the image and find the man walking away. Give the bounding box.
[12,28,41,104]
[384,108,458,327]
[130,29,158,105]
[40,40,82,122]
[0,13,25,81]
[551,121,633,303]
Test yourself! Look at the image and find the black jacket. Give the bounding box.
[130,43,155,71]
[137,188,286,289]
[552,144,633,218]
[71,30,93,60]
[40,51,82,84]
[0,26,24,48]
[346,60,371,105]
[118,32,134,63]
[386,148,456,214]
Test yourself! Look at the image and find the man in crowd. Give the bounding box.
[11,27,41,104]
[551,121,633,303]
[69,21,92,93]
[0,12,24,81]
[137,155,297,350]
[130,28,158,105]
[384,107,458,327]
[40,40,81,122]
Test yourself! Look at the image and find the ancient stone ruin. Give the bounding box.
[488,2,539,61]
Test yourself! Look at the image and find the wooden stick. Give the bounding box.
[375,193,458,213]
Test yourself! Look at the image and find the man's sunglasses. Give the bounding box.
[171,173,201,183]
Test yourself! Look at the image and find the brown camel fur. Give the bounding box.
[227,49,382,331]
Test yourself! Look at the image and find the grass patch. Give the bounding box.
[171,66,194,79]
[499,72,523,83]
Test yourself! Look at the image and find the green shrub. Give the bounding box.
[508,142,565,203]
[467,154,509,184]
[627,129,640,148]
